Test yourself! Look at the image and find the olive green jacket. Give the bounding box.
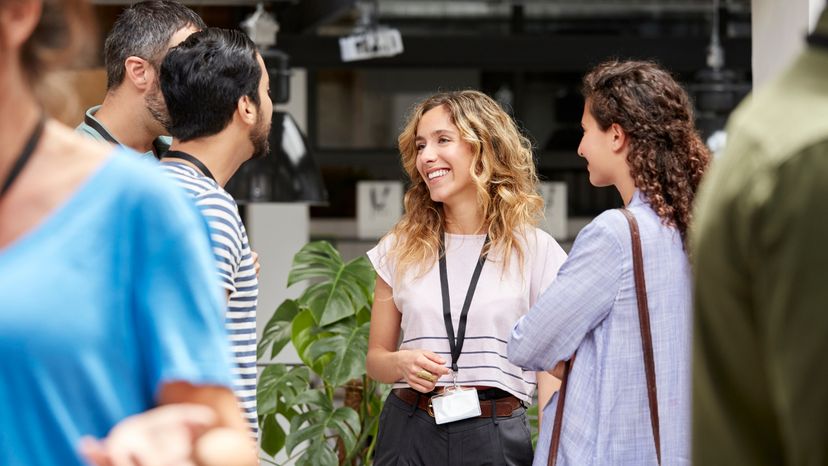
[692,8,828,465]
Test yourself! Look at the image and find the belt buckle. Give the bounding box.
[426,397,435,417]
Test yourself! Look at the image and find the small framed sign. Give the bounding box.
[339,28,404,62]
[539,182,568,240]
[357,181,403,239]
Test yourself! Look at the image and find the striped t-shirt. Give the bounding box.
[367,228,567,403]
[161,162,258,434]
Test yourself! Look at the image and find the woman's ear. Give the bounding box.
[0,0,42,51]
[610,123,628,153]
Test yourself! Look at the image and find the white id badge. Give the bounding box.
[430,387,481,425]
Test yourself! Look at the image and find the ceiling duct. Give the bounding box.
[375,0,750,19]
[274,0,359,33]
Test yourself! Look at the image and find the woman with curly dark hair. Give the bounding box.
[508,60,710,465]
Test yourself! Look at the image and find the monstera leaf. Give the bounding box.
[306,320,370,387]
[258,299,301,360]
[290,308,332,375]
[285,399,361,463]
[257,365,311,416]
[257,241,383,465]
[297,445,339,466]
[260,413,285,457]
[258,365,312,456]
[287,241,375,326]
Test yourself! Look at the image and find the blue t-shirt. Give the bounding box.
[0,149,233,466]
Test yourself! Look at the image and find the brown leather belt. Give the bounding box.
[392,388,522,418]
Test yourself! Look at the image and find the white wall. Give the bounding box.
[249,203,308,365]
[811,0,828,31]
[752,0,827,88]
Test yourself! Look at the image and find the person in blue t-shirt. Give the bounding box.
[0,2,256,465]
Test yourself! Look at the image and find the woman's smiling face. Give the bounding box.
[415,105,476,206]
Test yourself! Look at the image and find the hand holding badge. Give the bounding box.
[430,372,481,425]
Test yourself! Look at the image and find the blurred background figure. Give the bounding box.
[692,6,828,465]
[0,1,255,465]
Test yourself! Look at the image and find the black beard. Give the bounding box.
[145,86,170,131]
[249,115,271,160]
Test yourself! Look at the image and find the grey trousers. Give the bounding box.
[373,391,534,466]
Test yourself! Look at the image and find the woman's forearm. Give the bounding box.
[366,347,402,384]
[536,371,561,428]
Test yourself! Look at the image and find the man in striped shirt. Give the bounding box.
[158,28,272,436]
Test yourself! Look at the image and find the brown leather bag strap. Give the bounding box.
[548,357,572,466]
[547,209,662,466]
[620,207,662,465]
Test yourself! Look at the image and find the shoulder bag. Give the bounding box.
[548,208,661,466]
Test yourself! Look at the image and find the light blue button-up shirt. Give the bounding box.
[76,105,171,160]
[509,192,691,465]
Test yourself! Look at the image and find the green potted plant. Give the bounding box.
[257,241,388,465]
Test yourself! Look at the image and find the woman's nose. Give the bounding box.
[419,143,437,163]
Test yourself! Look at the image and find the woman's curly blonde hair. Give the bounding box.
[385,90,544,280]
[18,0,95,81]
[2,0,96,117]
[582,60,710,247]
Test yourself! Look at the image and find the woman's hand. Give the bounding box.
[79,403,216,466]
[80,402,258,466]
[397,349,451,393]
[367,276,451,391]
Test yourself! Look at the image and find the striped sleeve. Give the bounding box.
[194,189,259,435]
[193,191,243,293]
[229,225,259,434]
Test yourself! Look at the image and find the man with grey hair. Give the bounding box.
[76,1,263,437]
[77,0,205,158]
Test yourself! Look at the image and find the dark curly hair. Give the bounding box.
[582,60,710,247]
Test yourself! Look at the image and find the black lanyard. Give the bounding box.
[84,113,118,145]
[84,113,164,160]
[162,150,216,182]
[439,233,490,373]
[1,116,45,198]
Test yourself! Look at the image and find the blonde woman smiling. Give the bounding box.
[366,90,567,465]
